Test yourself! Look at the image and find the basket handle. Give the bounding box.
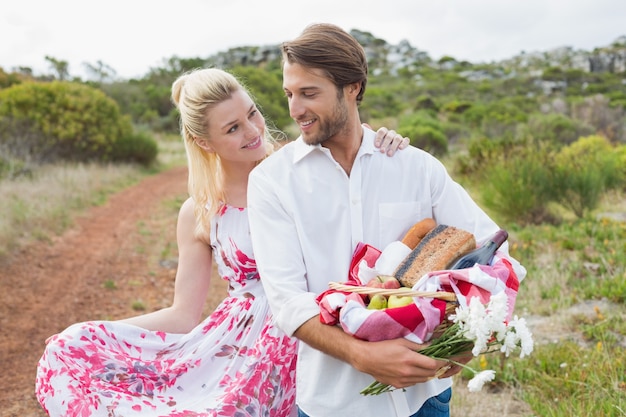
[328,282,457,302]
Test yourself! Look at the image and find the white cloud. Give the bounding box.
[1,0,625,79]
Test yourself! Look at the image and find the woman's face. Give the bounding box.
[202,89,267,163]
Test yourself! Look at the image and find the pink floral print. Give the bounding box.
[36,205,297,416]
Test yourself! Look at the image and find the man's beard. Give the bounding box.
[302,97,349,146]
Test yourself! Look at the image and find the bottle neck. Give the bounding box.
[488,229,508,249]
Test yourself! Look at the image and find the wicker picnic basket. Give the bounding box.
[328,277,457,302]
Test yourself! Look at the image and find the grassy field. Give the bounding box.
[1,135,624,416]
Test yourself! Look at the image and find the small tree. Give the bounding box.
[45,55,70,81]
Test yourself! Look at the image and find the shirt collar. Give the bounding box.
[291,127,376,164]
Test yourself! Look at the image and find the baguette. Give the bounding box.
[393,224,476,287]
[400,218,437,249]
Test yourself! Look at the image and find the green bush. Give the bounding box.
[440,99,472,114]
[616,144,626,189]
[552,135,623,217]
[516,113,595,146]
[0,81,132,162]
[570,94,626,143]
[398,112,448,155]
[456,135,513,176]
[110,130,158,166]
[414,94,439,112]
[480,147,557,225]
[403,125,448,155]
[360,86,404,120]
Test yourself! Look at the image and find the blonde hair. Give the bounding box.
[171,68,276,236]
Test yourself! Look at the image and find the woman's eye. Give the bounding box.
[227,125,238,134]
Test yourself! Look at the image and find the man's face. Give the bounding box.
[282,61,348,146]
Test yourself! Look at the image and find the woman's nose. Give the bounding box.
[244,120,260,137]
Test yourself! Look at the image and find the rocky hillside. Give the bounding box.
[207,30,626,77]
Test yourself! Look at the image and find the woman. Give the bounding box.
[35,68,408,417]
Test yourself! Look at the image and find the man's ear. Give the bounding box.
[194,137,214,152]
[345,82,361,99]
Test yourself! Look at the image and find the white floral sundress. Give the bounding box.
[35,204,297,417]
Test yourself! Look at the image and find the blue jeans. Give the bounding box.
[410,387,451,417]
[297,387,451,417]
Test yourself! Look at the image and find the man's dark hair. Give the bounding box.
[281,23,368,104]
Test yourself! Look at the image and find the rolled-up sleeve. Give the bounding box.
[247,166,319,336]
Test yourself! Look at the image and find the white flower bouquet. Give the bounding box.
[360,291,534,395]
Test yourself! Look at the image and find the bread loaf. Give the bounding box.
[393,224,476,287]
[400,218,436,249]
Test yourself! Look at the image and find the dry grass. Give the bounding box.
[0,163,144,257]
[451,379,534,417]
[0,133,186,259]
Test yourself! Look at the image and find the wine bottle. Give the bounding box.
[449,229,508,269]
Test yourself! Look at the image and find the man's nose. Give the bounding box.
[288,97,304,119]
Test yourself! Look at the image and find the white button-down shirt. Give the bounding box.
[248,128,514,416]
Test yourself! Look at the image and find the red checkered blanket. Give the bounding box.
[316,241,522,343]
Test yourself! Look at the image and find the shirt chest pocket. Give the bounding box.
[378,202,431,247]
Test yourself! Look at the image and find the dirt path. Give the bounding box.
[0,166,228,417]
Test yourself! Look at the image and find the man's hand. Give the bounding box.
[350,338,448,388]
[434,351,474,379]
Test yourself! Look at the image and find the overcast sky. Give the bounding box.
[2,0,625,80]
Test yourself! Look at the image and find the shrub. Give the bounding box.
[480,147,557,225]
[456,135,513,176]
[516,113,595,146]
[440,100,472,114]
[0,81,133,163]
[414,94,438,112]
[570,94,626,143]
[403,125,448,155]
[398,112,448,155]
[552,135,623,217]
[110,130,158,166]
[360,86,404,120]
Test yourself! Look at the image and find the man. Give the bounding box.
[248,23,523,416]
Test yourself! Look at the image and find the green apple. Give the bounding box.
[367,294,388,310]
[387,295,414,309]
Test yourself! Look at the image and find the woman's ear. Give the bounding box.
[194,137,214,152]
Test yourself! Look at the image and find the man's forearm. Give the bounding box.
[294,315,446,387]
[294,315,363,366]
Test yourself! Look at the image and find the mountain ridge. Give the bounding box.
[206,30,626,76]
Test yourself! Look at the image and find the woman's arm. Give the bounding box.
[118,197,214,333]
